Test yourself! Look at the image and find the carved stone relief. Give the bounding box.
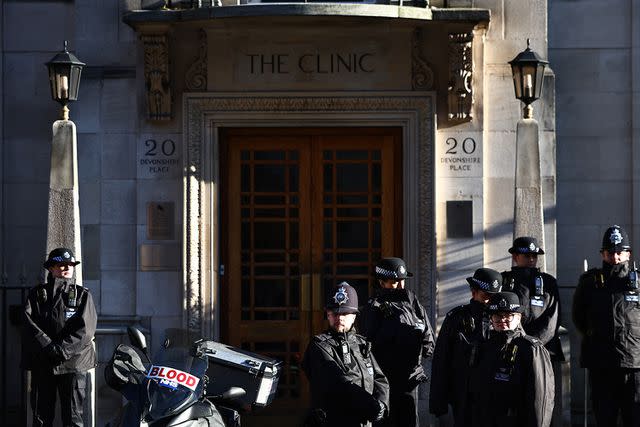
[447,32,473,123]
[185,29,207,91]
[183,94,436,336]
[411,28,434,91]
[142,34,172,120]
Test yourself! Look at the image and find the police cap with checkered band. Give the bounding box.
[374,257,413,280]
[601,225,632,252]
[487,291,524,314]
[465,267,502,293]
[43,247,81,269]
[508,236,545,255]
[325,281,359,314]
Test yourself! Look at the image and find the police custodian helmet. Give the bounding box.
[466,268,502,293]
[326,282,359,314]
[43,247,81,269]
[601,225,632,252]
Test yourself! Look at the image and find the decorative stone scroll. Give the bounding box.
[447,32,473,123]
[141,34,172,121]
[411,28,434,91]
[185,29,207,91]
[183,94,436,336]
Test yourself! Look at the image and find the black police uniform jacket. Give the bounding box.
[429,299,490,425]
[302,328,390,427]
[573,261,640,368]
[22,277,97,374]
[359,288,435,391]
[502,267,564,361]
[470,328,555,427]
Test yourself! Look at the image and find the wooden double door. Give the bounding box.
[220,127,402,426]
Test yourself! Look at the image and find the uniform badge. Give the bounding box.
[610,228,623,245]
[625,291,639,303]
[530,296,544,307]
[333,286,349,305]
[399,265,406,275]
[528,242,536,251]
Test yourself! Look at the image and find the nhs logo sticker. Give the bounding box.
[159,378,179,390]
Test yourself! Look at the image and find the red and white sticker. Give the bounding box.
[147,365,200,392]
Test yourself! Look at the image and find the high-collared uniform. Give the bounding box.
[573,261,640,426]
[302,328,390,427]
[429,299,491,427]
[22,277,97,427]
[501,267,564,361]
[359,288,434,427]
[469,328,555,427]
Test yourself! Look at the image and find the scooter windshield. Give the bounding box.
[144,343,208,421]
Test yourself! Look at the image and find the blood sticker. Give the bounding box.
[147,365,200,392]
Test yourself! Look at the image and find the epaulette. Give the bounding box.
[352,333,368,344]
[313,333,331,343]
[445,304,467,318]
[367,297,381,307]
[520,334,544,347]
[581,268,604,288]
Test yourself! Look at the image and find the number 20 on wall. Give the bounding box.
[445,137,477,155]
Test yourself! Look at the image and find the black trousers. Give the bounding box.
[30,370,86,427]
[589,367,640,427]
[375,387,418,427]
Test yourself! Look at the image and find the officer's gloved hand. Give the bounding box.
[407,372,428,390]
[44,343,66,365]
[373,401,386,422]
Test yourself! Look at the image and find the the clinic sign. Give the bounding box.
[246,52,376,75]
[208,29,411,90]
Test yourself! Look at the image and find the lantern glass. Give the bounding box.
[534,62,546,99]
[522,64,536,100]
[46,42,85,106]
[509,41,548,107]
[510,64,523,100]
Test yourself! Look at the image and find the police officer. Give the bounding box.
[501,236,564,361]
[22,248,97,427]
[302,282,390,427]
[573,225,640,426]
[359,257,434,427]
[429,267,502,427]
[470,291,555,427]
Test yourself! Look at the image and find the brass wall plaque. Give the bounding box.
[147,202,175,240]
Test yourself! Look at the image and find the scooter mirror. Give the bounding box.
[222,387,246,400]
[127,326,148,353]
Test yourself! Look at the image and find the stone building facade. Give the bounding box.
[1,0,635,425]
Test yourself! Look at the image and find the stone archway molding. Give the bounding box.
[183,92,436,338]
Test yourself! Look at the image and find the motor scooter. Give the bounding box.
[105,326,272,427]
